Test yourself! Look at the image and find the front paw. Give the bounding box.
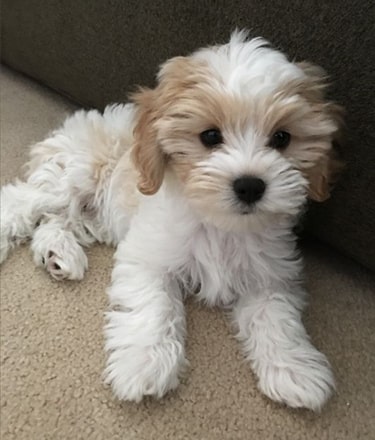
[256,349,335,411]
[104,338,188,402]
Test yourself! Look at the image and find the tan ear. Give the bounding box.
[306,103,345,202]
[131,88,167,195]
[131,55,202,195]
[305,146,344,201]
[295,62,345,201]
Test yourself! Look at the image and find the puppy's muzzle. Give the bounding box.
[233,176,266,205]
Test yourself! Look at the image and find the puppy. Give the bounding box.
[0,30,343,411]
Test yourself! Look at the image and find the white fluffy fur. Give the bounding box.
[0,31,336,411]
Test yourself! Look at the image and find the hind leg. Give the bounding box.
[31,219,88,280]
[0,181,59,264]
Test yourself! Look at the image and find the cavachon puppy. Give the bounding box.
[1,30,343,411]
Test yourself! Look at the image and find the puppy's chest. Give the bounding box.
[181,227,258,306]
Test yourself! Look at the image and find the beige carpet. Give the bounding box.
[1,66,375,440]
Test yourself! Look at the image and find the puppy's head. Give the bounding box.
[131,30,343,230]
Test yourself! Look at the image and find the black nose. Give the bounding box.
[233,176,266,204]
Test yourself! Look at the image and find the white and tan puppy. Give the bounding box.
[0,31,343,410]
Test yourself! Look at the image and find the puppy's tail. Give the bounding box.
[0,181,57,264]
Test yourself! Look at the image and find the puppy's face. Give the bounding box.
[132,32,343,230]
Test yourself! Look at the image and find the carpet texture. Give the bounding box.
[1,67,375,440]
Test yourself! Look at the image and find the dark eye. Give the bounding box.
[269,131,291,149]
[199,129,223,148]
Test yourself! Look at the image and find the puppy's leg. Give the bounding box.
[31,219,88,280]
[232,286,334,411]
[105,240,187,402]
[0,181,57,264]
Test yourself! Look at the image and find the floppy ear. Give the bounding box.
[305,144,344,202]
[131,88,167,195]
[305,102,345,202]
[131,56,201,195]
[296,62,345,201]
